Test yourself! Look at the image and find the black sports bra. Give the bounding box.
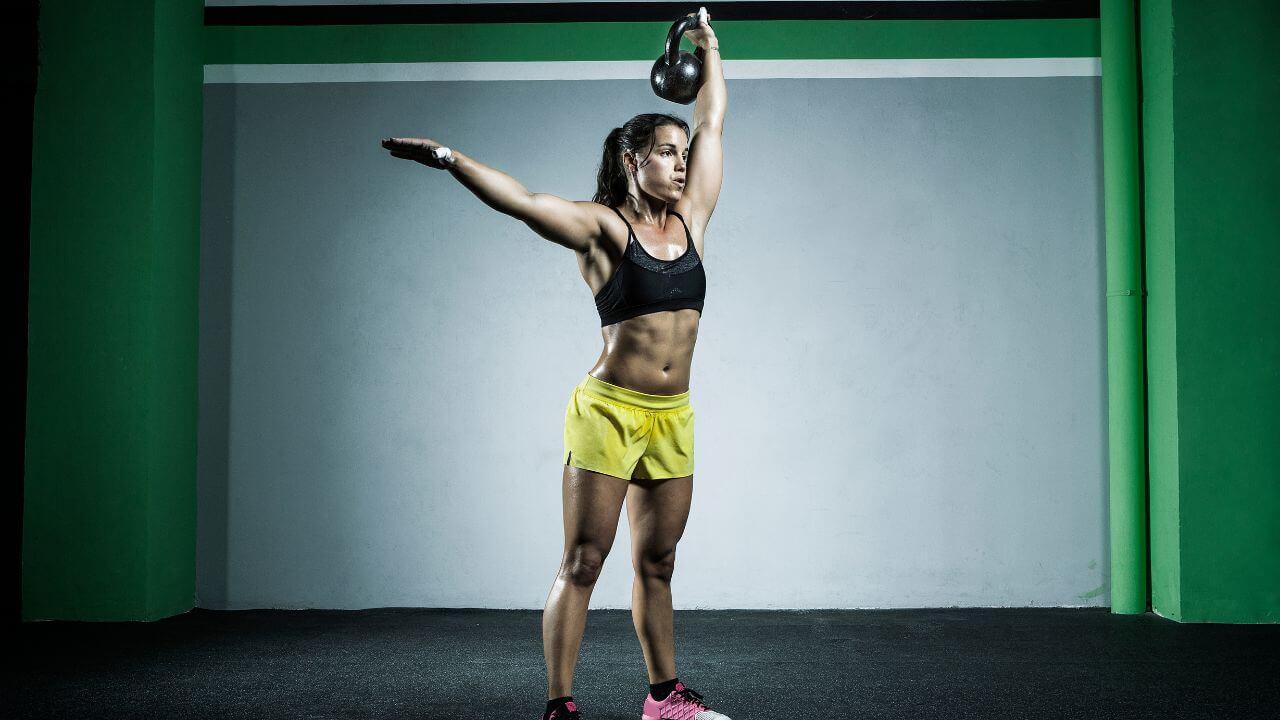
[594,206,706,327]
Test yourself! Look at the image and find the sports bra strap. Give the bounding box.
[668,211,692,242]
[608,205,634,240]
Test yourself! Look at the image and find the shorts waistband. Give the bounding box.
[578,374,690,411]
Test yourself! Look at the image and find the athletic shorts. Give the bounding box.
[563,374,694,480]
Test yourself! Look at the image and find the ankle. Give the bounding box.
[544,695,575,719]
[649,677,679,701]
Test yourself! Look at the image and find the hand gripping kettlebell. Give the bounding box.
[650,14,705,105]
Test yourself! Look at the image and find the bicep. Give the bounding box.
[683,124,723,230]
[515,193,601,253]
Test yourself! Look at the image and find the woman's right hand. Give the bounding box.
[381,136,457,170]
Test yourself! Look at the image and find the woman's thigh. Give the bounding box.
[625,475,693,572]
[561,464,630,559]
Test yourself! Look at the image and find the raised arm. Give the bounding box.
[381,137,600,253]
[682,10,725,232]
[690,10,725,132]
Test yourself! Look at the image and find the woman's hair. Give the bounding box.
[593,113,691,207]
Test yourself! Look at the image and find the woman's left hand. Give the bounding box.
[683,7,716,49]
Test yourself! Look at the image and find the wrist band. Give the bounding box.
[431,146,456,166]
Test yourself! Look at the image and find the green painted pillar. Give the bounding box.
[1100,0,1149,614]
[1141,0,1280,624]
[23,0,203,620]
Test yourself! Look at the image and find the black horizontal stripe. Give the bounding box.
[205,1,1099,27]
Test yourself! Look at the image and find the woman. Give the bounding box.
[381,10,725,720]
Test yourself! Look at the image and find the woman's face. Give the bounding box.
[627,125,689,202]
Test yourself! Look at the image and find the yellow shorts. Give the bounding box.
[563,374,694,480]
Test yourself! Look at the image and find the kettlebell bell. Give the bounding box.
[650,14,705,105]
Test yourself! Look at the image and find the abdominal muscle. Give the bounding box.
[588,309,700,395]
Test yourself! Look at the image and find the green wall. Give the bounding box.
[203,18,1099,63]
[1142,0,1280,623]
[22,0,202,620]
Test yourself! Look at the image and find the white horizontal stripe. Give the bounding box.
[203,57,1100,84]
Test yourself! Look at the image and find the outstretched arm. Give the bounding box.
[380,137,599,253]
[382,138,530,215]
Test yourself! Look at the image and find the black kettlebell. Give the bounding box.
[651,15,705,105]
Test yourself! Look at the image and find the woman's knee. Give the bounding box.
[634,547,676,583]
[560,544,609,587]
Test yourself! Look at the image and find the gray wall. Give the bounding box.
[199,75,1107,610]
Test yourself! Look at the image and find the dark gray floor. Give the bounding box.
[9,607,1280,719]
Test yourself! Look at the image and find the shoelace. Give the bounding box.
[675,686,707,709]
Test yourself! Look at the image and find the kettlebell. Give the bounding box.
[650,14,705,105]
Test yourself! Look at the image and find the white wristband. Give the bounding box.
[431,146,455,165]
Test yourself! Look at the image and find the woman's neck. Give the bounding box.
[623,196,668,227]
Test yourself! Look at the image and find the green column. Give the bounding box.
[1142,0,1280,624]
[1100,0,1149,614]
[23,0,202,620]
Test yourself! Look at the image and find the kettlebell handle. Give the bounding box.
[664,15,701,67]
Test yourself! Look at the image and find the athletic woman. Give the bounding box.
[381,10,725,719]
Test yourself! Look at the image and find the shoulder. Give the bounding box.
[520,195,619,254]
[573,201,624,242]
[581,202,628,256]
[587,202,631,237]
[578,201,622,229]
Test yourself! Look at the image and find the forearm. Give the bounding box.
[444,151,531,216]
[693,44,726,130]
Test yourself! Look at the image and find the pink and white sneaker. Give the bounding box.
[642,680,732,720]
